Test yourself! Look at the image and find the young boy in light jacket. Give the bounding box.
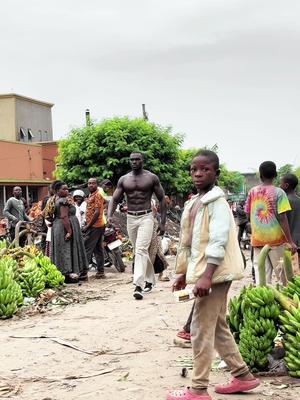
[167,150,259,400]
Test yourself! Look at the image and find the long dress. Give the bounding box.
[51,198,88,276]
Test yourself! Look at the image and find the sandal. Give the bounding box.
[166,388,211,400]
[215,377,260,394]
[177,330,191,341]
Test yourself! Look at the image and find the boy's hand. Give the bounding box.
[193,263,217,297]
[193,276,212,297]
[172,274,186,292]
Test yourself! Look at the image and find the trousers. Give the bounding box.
[127,213,155,288]
[191,281,249,390]
[84,226,105,274]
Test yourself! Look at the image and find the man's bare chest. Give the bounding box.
[123,176,154,193]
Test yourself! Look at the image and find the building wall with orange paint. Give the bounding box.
[0,140,44,181]
[40,141,58,180]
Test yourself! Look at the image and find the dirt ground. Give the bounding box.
[0,256,299,400]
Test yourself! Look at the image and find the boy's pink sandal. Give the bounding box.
[166,388,211,400]
[215,377,260,394]
[176,331,191,341]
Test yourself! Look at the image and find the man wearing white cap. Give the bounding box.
[73,190,86,228]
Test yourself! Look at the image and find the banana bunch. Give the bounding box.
[278,305,300,377]
[0,257,18,279]
[281,275,300,306]
[227,287,247,340]
[23,244,42,257]
[239,312,276,370]
[5,245,41,269]
[0,239,7,251]
[17,258,45,297]
[0,266,20,318]
[35,255,65,288]
[227,286,280,372]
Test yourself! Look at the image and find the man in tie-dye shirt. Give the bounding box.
[245,161,297,284]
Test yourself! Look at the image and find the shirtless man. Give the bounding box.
[108,152,167,299]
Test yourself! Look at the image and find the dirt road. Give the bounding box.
[0,257,299,400]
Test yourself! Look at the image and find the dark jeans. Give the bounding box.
[84,226,105,274]
[237,222,247,245]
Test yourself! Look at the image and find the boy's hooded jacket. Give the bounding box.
[175,186,244,284]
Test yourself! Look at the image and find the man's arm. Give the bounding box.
[3,199,17,224]
[278,212,297,253]
[107,177,125,224]
[153,175,166,235]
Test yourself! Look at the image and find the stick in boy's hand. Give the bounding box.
[172,274,186,292]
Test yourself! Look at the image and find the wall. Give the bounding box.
[0,140,44,181]
[41,142,58,179]
[0,97,16,141]
[16,98,53,142]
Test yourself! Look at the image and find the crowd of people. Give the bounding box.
[2,150,300,400]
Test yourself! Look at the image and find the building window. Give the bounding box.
[20,127,26,141]
[28,129,34,141]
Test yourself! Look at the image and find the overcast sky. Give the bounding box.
[1,0,300,172]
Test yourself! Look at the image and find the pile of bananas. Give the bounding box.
[17,259,45,298]
[228,286,279,371]
[281,275,300,304]
[276,286,300,378]
[5,244,42,268]
[35,255,65,288]
[0,265,22,318]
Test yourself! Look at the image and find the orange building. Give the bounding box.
[0,94,58,215]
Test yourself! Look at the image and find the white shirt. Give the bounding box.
[75,201,87,228]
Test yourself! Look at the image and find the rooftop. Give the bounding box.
[0,93,54,108]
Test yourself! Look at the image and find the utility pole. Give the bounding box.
[85,109,91,126]
[142,104,148,121]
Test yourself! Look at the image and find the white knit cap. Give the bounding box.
[73,189,85,198]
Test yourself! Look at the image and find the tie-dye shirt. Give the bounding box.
[245,185,291,247]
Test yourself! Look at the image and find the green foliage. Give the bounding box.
[274,164,293,186]
[175,148,200,194]
[55,117,184,193]
[218,166,245,194]
[294,167,300,193]
[55,117,245,195]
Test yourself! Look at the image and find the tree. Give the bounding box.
[55,117,184,193]
[294,167,300,193]
[218,166,245,194]
[274,164,293,186]
[170,148,244,195]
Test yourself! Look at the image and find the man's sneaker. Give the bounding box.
[133,286,143,300]
[143,282,153,293]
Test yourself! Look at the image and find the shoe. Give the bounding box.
[65,273,79,284]
[215,377,260,394]
[143,282,153,293]
[79,272,88,281]
[166,388,211,400]
[95,272,106,279]
[176,330,191,341]
[133,286,143,300]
